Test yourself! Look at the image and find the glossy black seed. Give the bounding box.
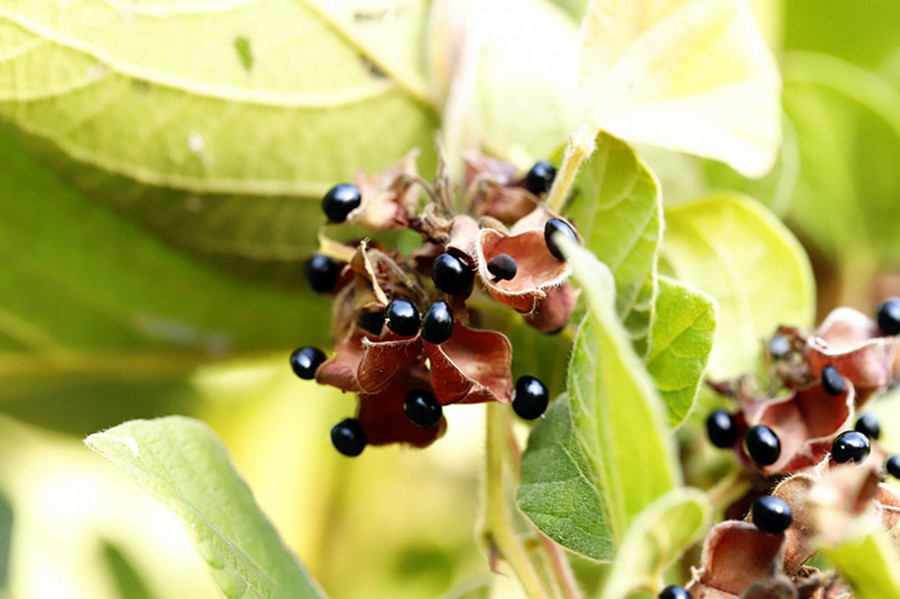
[358,310,384,336]
[743,425,781,466]
[384,298,420,337]
[831,430,871,464]
[306,254,340,293]
[513,376,549,420]
[886,455,900,479]
[404,389,443,428]
[421,301,454,345]
[432,253,475,295]
[821,365,845,396]
[769,334,791,359]
[706,410,738,448]
[876,297,900,336]
[331,418,367,457]
[854,413,881,440]
[321,183,362,223]
[751,496,793,534]
[544,218,578,260]
[290,346,326,380]
[525,160,557,195]
[487,254,518,281]
[659,585,691,599]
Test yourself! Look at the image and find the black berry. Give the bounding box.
[706,410,738,448]
[487,254,517,281]
[385,298,420,337]
[525,160,557,195]
[306,254,340,293]
[831,431,871,464]
[659,586,691,599]
[512,376,549,420]
[432,253,475,295]
[821,365,845,396]
[769,334,791,359]
[404,389,443,428]
[290,347,326,380]
[751,496,792,534]
[321,183,362,223]
[421,301,454,345]
[743,425,781,466]
[886,455,900,478]
[358,309,384,336]
[544,218,578,260]
[331,418,367,456]
[854,413,881,440]
[876,297,900,336]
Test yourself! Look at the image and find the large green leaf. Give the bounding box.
[563,133,662,357]
[663,194,815,379]
[598,488,711,599]
[86,417,326,599]
[646,276,717,427]
[0,124,329,381]
[820,534,900,599]
[520,239,679,555]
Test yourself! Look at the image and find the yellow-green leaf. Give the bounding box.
[820,534,900,599]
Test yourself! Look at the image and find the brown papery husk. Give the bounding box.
[425,322,513,405]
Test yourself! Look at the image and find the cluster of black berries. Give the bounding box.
[291,157,578,456]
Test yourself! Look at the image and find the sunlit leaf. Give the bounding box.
[820,534,900,599]
[646,276,717,427]
[563,133,662,357]
[86,417,326,599]
[598,488,711,599]
[578,0,781,177]
[663,194,814,378]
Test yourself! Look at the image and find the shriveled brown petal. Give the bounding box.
[425,323,513,405]
[477,227,571,313]
[806,462,882,546]
[524,283,580,333]
[876,483,900,531]
[770,472,818,574]
[463,152,539,224]
[737,383,854,474]
[356,368,447,448]
[347,150,420,231]
[445,214,481,265]
[357,333,423,393]
[687,521,785,598]
[315,329,367,393]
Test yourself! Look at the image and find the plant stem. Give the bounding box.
[547,124,599,214]
[483,403,552,599]
[540,535,583,599]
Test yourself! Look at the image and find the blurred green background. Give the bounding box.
[1,1,900,598]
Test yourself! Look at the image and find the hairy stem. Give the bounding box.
[547,124,599,214]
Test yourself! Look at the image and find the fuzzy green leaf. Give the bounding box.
[663,194,814,379]
[86,417,326,599]
[647,276,717,427]
[599,488,711,599]
[563,133,663,357]
[820,534,900,599]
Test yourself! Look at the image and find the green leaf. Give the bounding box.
[86,417,326,599]
[646,276,717,427]
[0,124,330,379]
[820,534,900,599]
[556,240,679,542]
[563,133,663,357]
[517,396,612,561]
[663,194,815,379]
[598,488,711,599]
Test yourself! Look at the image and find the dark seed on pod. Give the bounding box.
[331,418,367,456]
[886,455,900,479]
[321,183,362,223]
[306,254,340,293]
[432,253,475,295]
[385,298,420,337]
[421,301,454,345]
[544,218,578,260]
[751,496,792,534]
[876,297,900,336]
[831,430,871,464]
[404,389,443,428]
[821,365,845,396]
[525,160,557,195]
[743,425,781,467]
[658,585,691,599]
[854,413,881,440]
[487,254,518,281]
[706,410,738,449]
[358,309,385,336]
[512,376,549,420]
[290,347,326,380]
